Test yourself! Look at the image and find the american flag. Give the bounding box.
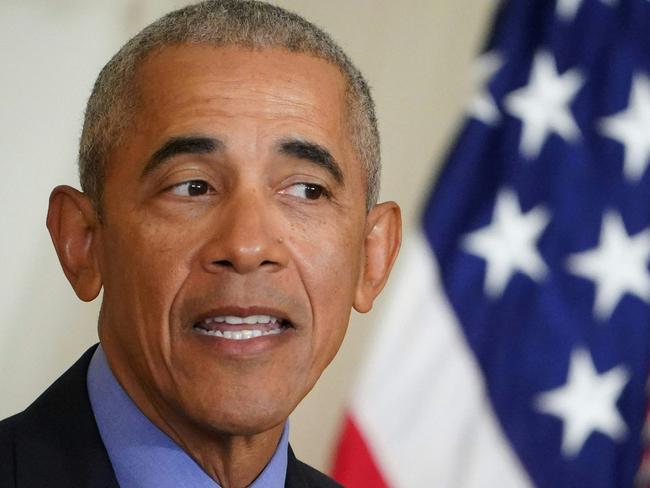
[333,0,650,486]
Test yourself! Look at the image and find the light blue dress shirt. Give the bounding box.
[87,345,288,488]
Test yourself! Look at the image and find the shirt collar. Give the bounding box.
[87,345,289,488]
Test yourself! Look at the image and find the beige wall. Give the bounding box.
[0,0,495,473]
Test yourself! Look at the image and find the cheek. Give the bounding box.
[288,216,364,365]
[293,216,361,287]
[99,216,198,331]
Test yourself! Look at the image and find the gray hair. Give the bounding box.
[79,0,380,212]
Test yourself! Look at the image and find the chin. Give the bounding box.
[196,404,289,438]
[174,387,297,437]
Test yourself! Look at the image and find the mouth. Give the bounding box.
[192,314,292,341]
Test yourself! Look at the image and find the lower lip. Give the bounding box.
[189,325,293,356]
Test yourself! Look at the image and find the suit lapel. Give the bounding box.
[285,444,309,488]
[13,345,118,488]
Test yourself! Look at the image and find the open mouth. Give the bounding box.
[193,315,292,340]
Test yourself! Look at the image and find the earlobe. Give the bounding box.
[46,185,103,302]
[353,201,402,313]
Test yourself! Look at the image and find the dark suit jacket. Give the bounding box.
[0,346,342,488]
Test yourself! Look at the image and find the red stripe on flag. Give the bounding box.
[331,413,390,488]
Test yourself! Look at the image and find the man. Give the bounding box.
[0,1,401,486]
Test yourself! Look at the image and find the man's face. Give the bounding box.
[96,45,371,435]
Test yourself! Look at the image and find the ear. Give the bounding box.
[353,201,402,313]
[46,185,103,302]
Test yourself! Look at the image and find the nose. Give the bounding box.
[200,190,288,275]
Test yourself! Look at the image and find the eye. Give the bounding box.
[283,183,328,200]
[170,180,213,197]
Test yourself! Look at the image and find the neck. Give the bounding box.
[160,417,285,488]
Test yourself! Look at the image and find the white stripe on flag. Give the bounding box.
[350,231,533,488]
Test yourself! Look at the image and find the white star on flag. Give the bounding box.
[534,348,629,457]
[468,51,503,125]
[504,51,584,158]
[556,0,617,22]
[463,188,549,298]
[566,211,650,321]
[599,74,650,182]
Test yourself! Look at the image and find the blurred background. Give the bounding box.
[0,0,496,474]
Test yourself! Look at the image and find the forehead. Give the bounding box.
[129,44,352,152]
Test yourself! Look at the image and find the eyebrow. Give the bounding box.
[141,136,224,177]
[278,139,344,185]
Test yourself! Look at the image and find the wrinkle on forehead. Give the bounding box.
[133,45,349,139]
[137,44,347,110]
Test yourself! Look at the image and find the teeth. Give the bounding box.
[195,327,283,340]
[194,315,285,340]
[210,315,277,325]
